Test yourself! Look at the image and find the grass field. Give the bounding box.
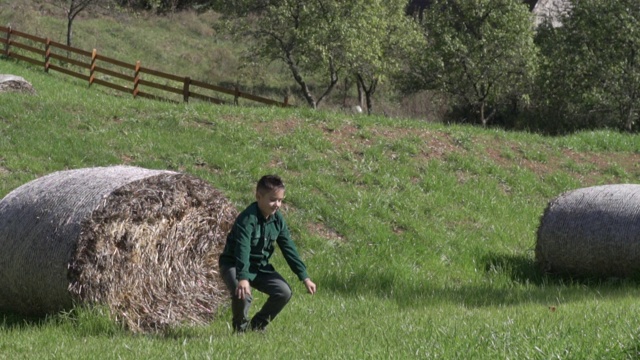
[1,58,640,359]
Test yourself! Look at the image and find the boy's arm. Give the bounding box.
[234,215,254,281]
[276,218,310,281]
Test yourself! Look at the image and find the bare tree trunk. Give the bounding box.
[356,73,378,115]
[625,104,635,132]
[64,0,94,50]
[357,79,364,109]
[66,15,73,49]
[283,49,317,108]
[315,56,339,107]
[342,77,351,108]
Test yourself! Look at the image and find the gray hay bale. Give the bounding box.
[536,184,640,278]
[0,74,36,95]
[0,165,238,332]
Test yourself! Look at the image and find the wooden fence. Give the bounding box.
[0,26,291,107]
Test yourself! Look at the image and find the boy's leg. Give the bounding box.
[249,271,292,330]
[219,265,252,332]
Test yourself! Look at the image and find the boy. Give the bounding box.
[219,175,317,332]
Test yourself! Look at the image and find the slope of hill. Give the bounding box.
[1,25,640,360]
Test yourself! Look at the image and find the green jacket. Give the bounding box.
[219,202,309,282]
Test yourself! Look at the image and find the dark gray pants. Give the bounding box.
[220,265,292,332]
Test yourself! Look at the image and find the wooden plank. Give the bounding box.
[190,79,237,96]
[138,78,182,96]
[8,53,44,67]
[49,53,90,69]
[6,41,45,56]
[135,90,177,103]
[91,78,132,93]
[190,78,286,107]
[48,63,90,81]
[189,92,226,105]
[94,53,136,71]
[138,66,184,82]
[237,91,284,106]
[48,40,93,57]
[8,28,46,44]
[93,65,135,82]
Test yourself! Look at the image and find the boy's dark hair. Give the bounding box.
[256,175,285,194]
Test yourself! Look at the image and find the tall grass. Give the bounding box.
[1,58,640,359]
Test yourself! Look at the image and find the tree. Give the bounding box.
[56,0,99,49]
[213,0,416,110]
[345,0,423,115]
[403,0,538,126]
[212,0,341,108]
[535,0,640,132]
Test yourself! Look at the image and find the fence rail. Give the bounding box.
[0,26,291,107]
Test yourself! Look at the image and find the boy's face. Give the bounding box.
[256,188,285,219]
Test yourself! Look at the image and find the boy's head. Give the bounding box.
[255,175,286,219]
[256,175,285,195]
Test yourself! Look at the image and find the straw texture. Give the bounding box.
[0,166,237,332]
[0,74,36,94]
[536,184,640,278]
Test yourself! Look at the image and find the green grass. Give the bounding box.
[1,59,640,359]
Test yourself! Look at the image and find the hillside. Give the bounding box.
[0,0,439,118]
[2,44,640,359]
[0,0,294,102]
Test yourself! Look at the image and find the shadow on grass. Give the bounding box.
[319,252,640,309]
[0,306,124,336]
[0,311,46,329]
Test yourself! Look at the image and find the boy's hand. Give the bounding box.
[236,279,251,299]
[303,278,317,295]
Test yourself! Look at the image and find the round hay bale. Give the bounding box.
[0,74,36,94]
[0,165,238,332]
[536,184,640,278]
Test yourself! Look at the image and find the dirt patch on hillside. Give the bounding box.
[481,138,639,185]
[320,124,458,161]
[318,122,638,187]
[254,117,303,135]
[307,222,345,243]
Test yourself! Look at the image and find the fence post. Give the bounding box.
[44,38,51,73]
[283,95,289,107]
[89,49,97,86]
[183,77,190,103]
[133,60,141,98]
[234,85,240,105]
[3,26,10,57]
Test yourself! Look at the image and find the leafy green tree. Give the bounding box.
[213,0,416,110]
[345,0,423,115]
[403,0,538,126]
[212,0,340,108]
[535,0,640,132]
